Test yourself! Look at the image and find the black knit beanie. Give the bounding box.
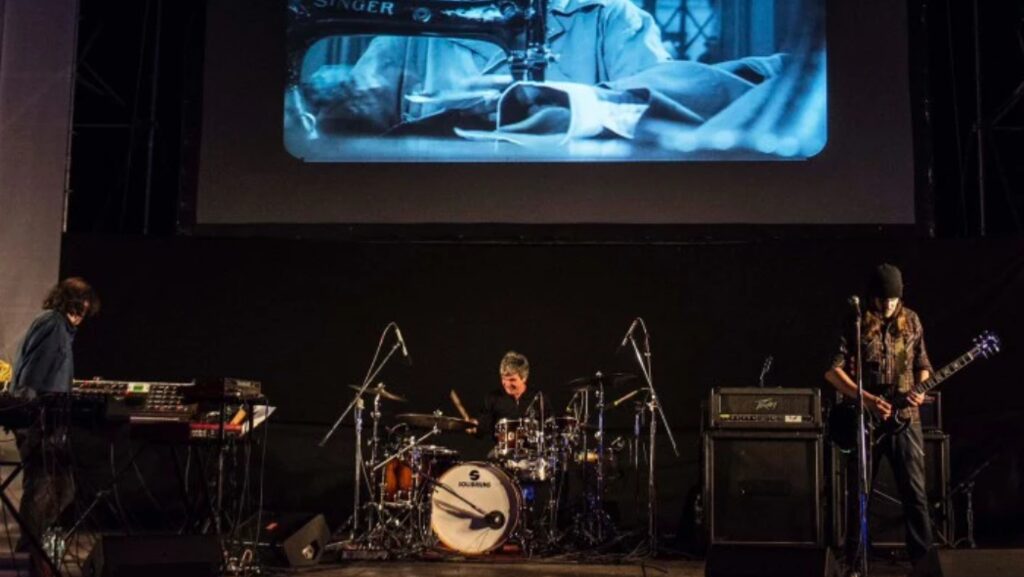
[868,263,903,299]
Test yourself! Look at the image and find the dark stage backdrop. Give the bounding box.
[61,234,1024,544]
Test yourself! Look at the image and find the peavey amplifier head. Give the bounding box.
[709,387,822,430]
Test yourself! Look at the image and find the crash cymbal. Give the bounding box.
[396,413,474,432]
[566,372,638,390]
[350,384,407,403]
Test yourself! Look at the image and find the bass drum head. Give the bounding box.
[430,461,521,555]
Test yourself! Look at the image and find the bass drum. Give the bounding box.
[430,461,521,555]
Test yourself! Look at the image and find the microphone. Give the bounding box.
[525,391,543,417]
[394,325,412,365]
[848,295,860,310]
[758,355,773,388]
[620,318,640,348]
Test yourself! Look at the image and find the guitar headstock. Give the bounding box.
[974,330,1001,358]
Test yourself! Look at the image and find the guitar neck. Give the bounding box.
[912,346,982,395]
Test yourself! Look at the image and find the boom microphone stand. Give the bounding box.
[851,297,870,577]
[320,322,406,541]
[621,317,679,556]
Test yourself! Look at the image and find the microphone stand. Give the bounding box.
[624,318,679,556]
[319,323,403,541]
[852,302,870,577]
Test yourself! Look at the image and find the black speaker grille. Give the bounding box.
[706,432,824,545]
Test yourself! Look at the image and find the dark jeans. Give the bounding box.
[845,420,933,565]
[14,425,75,553]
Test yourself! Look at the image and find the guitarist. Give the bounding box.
[825,263,933,573]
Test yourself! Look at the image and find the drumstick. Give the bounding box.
[450,390,472,421]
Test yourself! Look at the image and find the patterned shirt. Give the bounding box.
[830,306,933,422]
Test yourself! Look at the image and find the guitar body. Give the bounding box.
[827,330,1000,453]
[828,397,909,453]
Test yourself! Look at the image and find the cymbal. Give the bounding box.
[567,372,638,390]
[350,384,407,403]
[396,413,474,432]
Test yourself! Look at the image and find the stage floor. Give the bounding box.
[292,559,913,577]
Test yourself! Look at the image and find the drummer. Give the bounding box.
[468,350,543,441]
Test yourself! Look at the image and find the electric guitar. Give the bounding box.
[830,330,1001,452]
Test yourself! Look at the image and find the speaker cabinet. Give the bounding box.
[705,544,840,577]
[705,431,825,545]
[833,432,951,549]
[87,535,221,577]
[911,548,1024,577]
[242,512,330,567]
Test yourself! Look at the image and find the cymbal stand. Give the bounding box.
[572,374,616,546]
[352,425,438,553]
[320,323,404,542]
[539,419,572,549]
[949,454,996,549]
[364,388,387,538]
[595,378,606,542]
[632,398,646,504]
[623,318,680,556]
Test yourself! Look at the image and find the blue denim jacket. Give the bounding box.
[12,310,76,398]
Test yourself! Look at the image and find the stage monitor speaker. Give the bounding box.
[705,431,824,545]
[911,548,1024,577]
[705,544,840,577]
[833,432,951,548]
[87,534,221,577]
[244,512,330,567]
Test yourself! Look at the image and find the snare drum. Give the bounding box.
[383,444,459,503]
[430,461,521,555]
[494,418,541,459]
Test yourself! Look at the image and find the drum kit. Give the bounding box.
[323,373,669,557]
[320,319,677,558]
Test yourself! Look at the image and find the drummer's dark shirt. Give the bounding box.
[476,387,544,439]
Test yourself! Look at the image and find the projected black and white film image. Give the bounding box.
[285,0,826,161]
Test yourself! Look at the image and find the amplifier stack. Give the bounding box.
[704,387,826,546]
[703,387,837,576]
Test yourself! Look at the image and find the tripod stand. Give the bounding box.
[621,317,679,556]
[320,322,409,548]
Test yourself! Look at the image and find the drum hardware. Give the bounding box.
[594,377,607,542]
[319,322,410,546]
[566,372,639,391]
[620,317,680,556]
[395,412,475,432]
[563,371,619,546]
[369,444,440,553]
